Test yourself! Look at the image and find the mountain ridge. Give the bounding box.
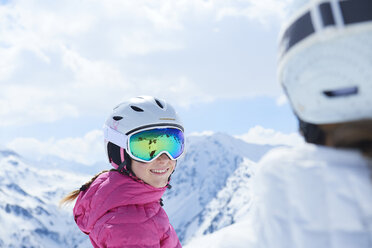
[1,132,276,247]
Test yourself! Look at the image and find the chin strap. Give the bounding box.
[116,148,134,176]
[117,161,129,175]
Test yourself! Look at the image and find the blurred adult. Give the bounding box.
[249,0,372,247]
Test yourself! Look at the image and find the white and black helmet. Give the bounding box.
[103,96,184,170]
[278,0,372,125]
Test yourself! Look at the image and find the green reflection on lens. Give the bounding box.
[129,128,184,161]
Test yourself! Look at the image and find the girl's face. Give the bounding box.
[131,153,176,188]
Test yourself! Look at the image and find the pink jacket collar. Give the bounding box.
[73,171,167,234]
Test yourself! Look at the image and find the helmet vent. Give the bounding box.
[323,86,358,98]
[155,98,164,109]
[113,116,123,121]
[131,106,144,112]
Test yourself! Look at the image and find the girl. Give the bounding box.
[61,96,184,248]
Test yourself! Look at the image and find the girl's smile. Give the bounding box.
[131,153,176,188]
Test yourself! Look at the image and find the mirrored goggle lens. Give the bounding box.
[129,128,184,162]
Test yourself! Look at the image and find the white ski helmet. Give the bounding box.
[278,0,372,124]
[103,96,184,169]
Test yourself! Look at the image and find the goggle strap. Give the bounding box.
[103,125,128,149]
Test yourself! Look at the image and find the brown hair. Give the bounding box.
[59,169,116,207]
[320,120,372,159]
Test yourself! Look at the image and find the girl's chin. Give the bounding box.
[147,179,169,188]
[149,183,167,188]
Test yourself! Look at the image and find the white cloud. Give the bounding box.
[6,130,105,165]
[119,31,184,56]
[0,85,80,126]
[276,94,288,106]
[60,46,127,90]
[235,125,304,147]
[216,0,291,24]
[189,131,215,137]
[0,47,19,81]
[0,0,293,127]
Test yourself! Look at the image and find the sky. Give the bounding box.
[0,0,303,165]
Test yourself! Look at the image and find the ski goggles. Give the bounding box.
[126,127,185,163]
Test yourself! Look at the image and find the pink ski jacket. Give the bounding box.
[73,170,182,248]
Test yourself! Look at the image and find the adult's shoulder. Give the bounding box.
[251,143,372,222]
[249,144,372,248]
[257,143,321,174]
[258,143,370,174]
[251,144,342,212]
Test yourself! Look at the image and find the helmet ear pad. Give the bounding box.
[107,142,132,173]
[298,118,326,145]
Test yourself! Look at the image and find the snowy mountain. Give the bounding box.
[191,157,256,238]
[0,132,275,247]
[0,150,93,248]
[164,133,274,244]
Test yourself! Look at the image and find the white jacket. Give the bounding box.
[250,144,372,248]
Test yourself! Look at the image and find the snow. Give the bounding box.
[163,133,274,243]
[0,151,92,247]
[185,219,257,248]
[192,158,255,238]
[0,132,274,247]
[3,132,370,248]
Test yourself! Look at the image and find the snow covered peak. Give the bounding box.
[1,132,277,247]
[164,132,275,243]
[0,148,92,247]
[0,149,20,159]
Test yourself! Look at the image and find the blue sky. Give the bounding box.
[0,0,302,164]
